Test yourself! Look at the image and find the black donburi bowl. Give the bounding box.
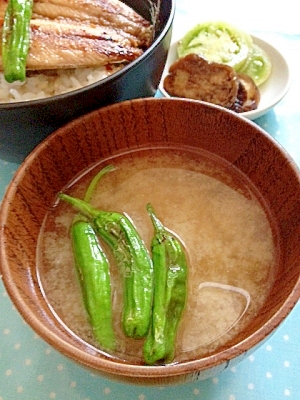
[0,0,174,163]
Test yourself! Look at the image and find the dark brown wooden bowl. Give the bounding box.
[0,98,299,385]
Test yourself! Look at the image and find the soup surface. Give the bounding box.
[37,147,277,364]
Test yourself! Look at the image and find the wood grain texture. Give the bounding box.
[0,98,299,385]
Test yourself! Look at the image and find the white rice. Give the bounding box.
[0,64,123,103]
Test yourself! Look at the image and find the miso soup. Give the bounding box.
[37,147,277,364]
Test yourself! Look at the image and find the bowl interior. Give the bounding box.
[1,98,299,384]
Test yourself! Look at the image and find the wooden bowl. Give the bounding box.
[0,98,299,385]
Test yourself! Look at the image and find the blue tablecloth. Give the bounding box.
[1,1,299,399]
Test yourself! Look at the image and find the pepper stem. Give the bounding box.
[84,164,115,203]
[69,164,115,225]
[59,193,100,220]
[146,203,165,233]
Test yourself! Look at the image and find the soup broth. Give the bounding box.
[37,147,277,364]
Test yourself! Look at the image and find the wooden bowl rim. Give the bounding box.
[1,97,300,379]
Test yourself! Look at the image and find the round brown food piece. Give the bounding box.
[231,73,260,113]
[163,53,239,108]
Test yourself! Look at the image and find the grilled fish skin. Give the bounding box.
[32,0,152,47]
[25,19,143,70]
[0,0,153,71]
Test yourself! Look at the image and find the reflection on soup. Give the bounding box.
[37,147,277,364]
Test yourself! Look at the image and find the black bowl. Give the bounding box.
[0,0,175,163]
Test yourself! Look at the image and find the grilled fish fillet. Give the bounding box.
[1,19,144,70]
[0,0,153,71]
[32,0,152,47]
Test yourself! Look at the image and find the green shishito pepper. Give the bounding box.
[1,0,33,83]
[59,192,154,339]
[71,218,116,351]
[70,165,116,351]
[143,203,188,365]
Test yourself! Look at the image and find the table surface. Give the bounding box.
[1,1,299,399]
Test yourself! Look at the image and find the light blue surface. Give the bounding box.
[1,1,300,399]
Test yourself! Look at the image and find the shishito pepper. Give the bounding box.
[70,165,116,351]
[1,0,33,83]
[143,203,188,365]
[59,191,154,339]
[71,217,116,351]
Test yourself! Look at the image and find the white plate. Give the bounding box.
[159,35,291,120]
